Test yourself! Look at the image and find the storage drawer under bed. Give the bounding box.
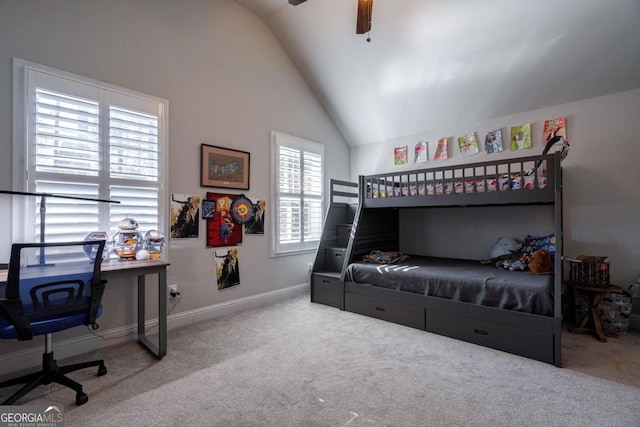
[425,308,554,364]
[345,292,425,330]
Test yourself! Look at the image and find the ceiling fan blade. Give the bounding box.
[288,0,307,5]
[356,0,373,34]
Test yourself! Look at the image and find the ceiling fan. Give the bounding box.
[288,0,373,36]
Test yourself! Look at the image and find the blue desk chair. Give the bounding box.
[0,241,107,405]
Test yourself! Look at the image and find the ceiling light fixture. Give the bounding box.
[288,0,374,41]
[356,0,373,42]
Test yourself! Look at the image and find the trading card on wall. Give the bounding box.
[170,193,200,239]
[202,199,216,219]
[214,247,240,290]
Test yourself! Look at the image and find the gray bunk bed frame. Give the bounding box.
[339,152,563,367]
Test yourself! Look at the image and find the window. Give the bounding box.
[12,59,167,247]
[271,131,324,256]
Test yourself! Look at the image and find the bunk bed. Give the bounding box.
[339,152,563,367]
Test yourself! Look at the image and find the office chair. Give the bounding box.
[0,240,108,406]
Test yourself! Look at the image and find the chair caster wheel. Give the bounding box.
[76,392,88,406]
[98,365,107,376]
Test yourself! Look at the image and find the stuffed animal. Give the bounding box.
[527,248,552,274]
[489,237,523,259]
[495,257,527,271]
[496,248,553,273]
[509,259,528,271]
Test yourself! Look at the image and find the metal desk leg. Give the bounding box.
[137,270,167,359]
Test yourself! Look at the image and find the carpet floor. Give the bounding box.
[1,292,639,426]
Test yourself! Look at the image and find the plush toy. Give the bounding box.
[495,257,527,271]
[489,237,523,259]
[495,248,553,273]
[527,248,552,274]
[509,259,528,271]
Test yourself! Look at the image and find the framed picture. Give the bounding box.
[200,144,250,190]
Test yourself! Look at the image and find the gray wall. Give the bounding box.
[0,0,350,361]
[351,89,640,286]
[399,205,555,261]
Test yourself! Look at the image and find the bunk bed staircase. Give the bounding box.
[310,179,359,309]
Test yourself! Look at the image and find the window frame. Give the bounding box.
[11,58,169,250]
[270,131,324,257]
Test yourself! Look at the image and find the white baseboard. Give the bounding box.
[0,283,309,376]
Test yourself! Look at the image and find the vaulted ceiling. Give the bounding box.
[234,0,640,146]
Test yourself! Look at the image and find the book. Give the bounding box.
[510,123,532,150]
[484,129,503,154]
[564,255,610,286]
[542,117,567,150]
[434,137,448,160]
[457,132,479,157]
[414,141,428,163]
[563,255,609,263]
[394,145,408,165]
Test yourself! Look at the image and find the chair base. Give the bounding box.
[0,351,107,406]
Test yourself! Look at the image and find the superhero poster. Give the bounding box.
[205,192,243,247]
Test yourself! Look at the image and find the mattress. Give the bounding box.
[345,256,554,316]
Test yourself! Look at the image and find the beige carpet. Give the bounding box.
[562,322,640,388]
[1,292,639,426]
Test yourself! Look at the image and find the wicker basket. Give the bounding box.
[567,255,610,286]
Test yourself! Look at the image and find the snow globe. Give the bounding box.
[83,231,110,260]
[143,230,165,259]
[111,217,144,260]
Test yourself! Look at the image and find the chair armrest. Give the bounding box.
[0,298,33,341]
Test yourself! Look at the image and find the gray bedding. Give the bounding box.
[346,256,554,316]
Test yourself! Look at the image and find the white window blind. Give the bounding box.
[271,131,324,256]
[14,60,167,246]
[33,88,101,242]
[35,89,100,177]
[108,106,160,234]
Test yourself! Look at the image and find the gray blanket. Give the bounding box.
[346,256,554,316]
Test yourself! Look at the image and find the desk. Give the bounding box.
[569,283,622,342]
[0,259,170,360]
[102,259,170,359]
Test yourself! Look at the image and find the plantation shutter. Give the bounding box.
[34,88,101,242]
[278,146,302,245]
[20,62,166,246]
[272,131,324,255]
[303,151,323,242]
[108,107,160,233]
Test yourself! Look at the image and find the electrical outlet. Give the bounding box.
[169,284,178,298]
[308,262,313,272]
